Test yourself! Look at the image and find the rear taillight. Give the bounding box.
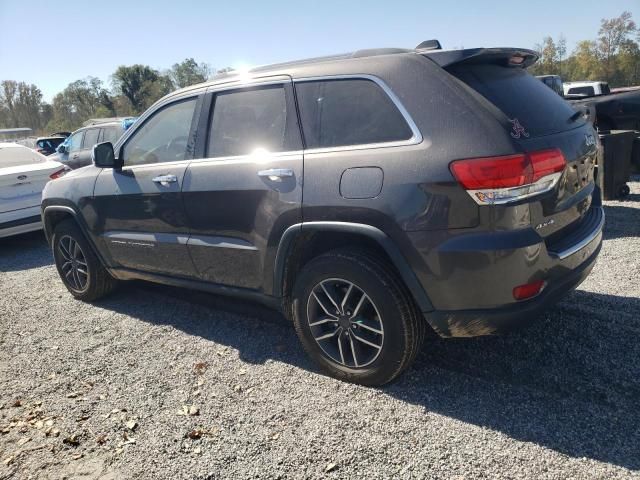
[513,280,546,301]
[450,148,566,205]
[49,168,67,180]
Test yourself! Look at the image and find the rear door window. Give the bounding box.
[208,85,290,157]
[295,79,413,149]
[83,128,100,149]
[450,65,582,137]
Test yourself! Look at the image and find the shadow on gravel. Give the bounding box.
[602,203,640,240]
[100,283,640,471]
[0,230,51,271]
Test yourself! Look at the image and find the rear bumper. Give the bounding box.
[417,207,604,337]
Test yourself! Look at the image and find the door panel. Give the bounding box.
[90,94,201,277]
[182,79,302,292]
[93,163,196,277]
[183,151,302,289]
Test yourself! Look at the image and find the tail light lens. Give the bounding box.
[49,168,67,180]
[450,148,566,205]
[513,280,546,301]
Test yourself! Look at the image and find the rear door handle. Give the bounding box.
[257,168,294,181]
[152,174,178,186]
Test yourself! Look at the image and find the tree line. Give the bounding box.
[529,11,639,85]
[0,58,221,134]
[1,11,639,135]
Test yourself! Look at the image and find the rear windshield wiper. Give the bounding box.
[568,110,584,123]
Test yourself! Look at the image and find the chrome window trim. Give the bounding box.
[293,74,423,154]
[205,76,291,94]
[188,150,303,167]
[120,158,193,172]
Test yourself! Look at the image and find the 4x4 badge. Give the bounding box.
[509,118,529,139]
[585,134,596,147]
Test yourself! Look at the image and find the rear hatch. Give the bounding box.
[427,48,598,243]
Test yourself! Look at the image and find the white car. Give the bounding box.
[0,143,66,238]
[563,81,611,97]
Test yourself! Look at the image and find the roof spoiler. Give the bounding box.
[423,48,539,69]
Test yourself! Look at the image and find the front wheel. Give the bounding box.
[52,219,117,301]
[291,249,425,386]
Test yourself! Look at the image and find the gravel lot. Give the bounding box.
[1,180,639,479]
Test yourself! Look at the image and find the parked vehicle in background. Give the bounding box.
[49,131,72,138]
[52,119,134,169]
[569,88,640,132]
[563,81,611,97]
[35,136,67,156]
[536,75,563,96]
[0,143,65,238]
[42,42,603,386]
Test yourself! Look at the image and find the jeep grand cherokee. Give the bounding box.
[42,42,604,385]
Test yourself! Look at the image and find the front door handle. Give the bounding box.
[152,174,178,186]
[257,168,294,181]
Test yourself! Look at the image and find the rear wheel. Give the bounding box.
[52,219,117,301]
[291,249,425,386]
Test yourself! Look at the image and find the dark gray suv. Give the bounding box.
[42,43,604,385]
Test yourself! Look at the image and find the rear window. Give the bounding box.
[568,86,595,96]
[295,79,413,149]
[450,65,581,137]
[0,146,44,167]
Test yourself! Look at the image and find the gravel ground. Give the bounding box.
[1,180,639,480]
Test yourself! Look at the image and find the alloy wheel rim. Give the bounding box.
[58,235,89,291]
[306,278,384,368]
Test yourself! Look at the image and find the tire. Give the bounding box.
[291,248,425,386]
[619,184,631,197]
[51,219,117,301]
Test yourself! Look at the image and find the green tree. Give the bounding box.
[617,39,640,86]
[0,80,45,129]
[556,34,567,77]
[598,11,637,82]
[570,40,603,81]
[47,77,114,131]
[112,65,173,112]
[170,58,211,88]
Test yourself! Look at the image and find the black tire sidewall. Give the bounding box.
[52,221,99,299]
[292,252,413,385]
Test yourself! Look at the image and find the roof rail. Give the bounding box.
[415,39,442,51]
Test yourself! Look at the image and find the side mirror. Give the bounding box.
[57,144,67,154]
[93,142,123,169]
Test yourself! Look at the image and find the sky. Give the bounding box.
[0,0,638,102]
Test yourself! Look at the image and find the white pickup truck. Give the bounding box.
[563,81,611,97]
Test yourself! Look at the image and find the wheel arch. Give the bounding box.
[42,204,109,269]
[42,205,77,245]
[273,221,433,313]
